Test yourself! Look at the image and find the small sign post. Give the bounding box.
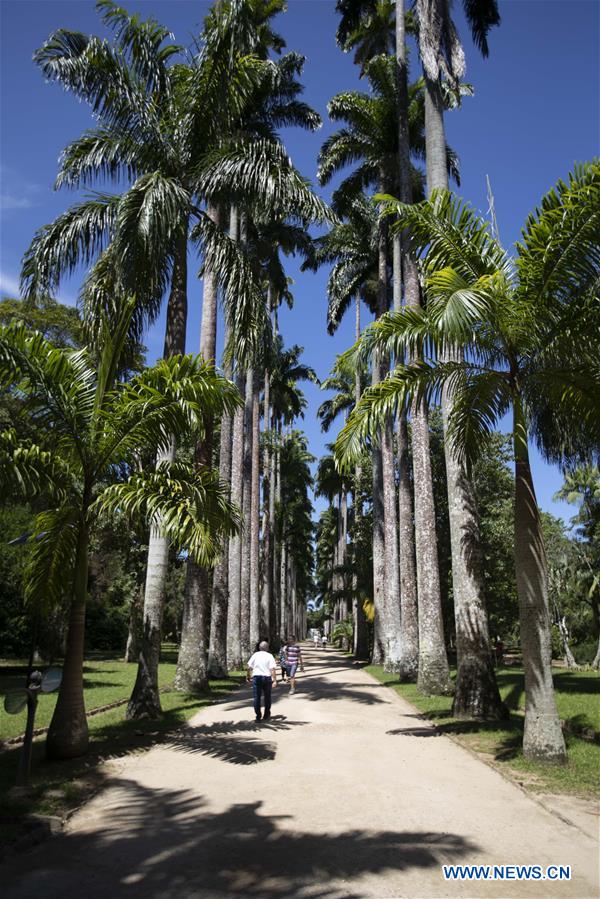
[4,667,62,787]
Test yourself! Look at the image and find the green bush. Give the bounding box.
[574,637,599,666]
[85,600,129,653]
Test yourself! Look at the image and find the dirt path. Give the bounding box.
[3,646,598,898]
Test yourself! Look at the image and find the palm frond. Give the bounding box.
[516,160,600,309]
[95,461,240,566]
[25,507,80,610]
[0,430,73,503]
[0,324,95,461]
[96,354,242,471]
[21,195,119,301]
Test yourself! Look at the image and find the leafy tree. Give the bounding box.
[0,302,241,758]
[555,465,600,667]
[338,162,599,760]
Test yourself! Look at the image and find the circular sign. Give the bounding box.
[41,668,62,694]
[4,690,28,715]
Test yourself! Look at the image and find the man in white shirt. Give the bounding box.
[246,640,278,722]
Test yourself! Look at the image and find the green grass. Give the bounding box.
[0,650,245,849]
[366,665,600,798]
[1,649,185,741]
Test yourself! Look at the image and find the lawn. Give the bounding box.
[366,665,600,798]
[1,646,186,741]
[0,649,245,849]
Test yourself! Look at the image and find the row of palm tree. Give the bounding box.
[7,0,322,759]
[312,0,597,765]
[3,0,596,773]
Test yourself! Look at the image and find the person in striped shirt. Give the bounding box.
[283,635,304,694]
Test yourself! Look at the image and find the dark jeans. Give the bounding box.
[252,675,272,718]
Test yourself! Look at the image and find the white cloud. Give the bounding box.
[0,271,22,297]
[0,269,78,306]
[0,194,38,211]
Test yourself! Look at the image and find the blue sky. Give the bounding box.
[1,0,598,525]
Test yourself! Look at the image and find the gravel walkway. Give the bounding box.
[3,645,598,898]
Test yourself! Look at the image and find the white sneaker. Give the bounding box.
[290,686,295,695]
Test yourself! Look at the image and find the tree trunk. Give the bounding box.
[411,401,453,694]
[227,369,245,670]
[424,75,503,717]
[555,611,580,670]
[240,366,254,658]
[124,584,143,663]
[397,412,419,679]
[340,488,349,617]
[280,540,287,639]
[46,517,89,759]
[376,209,402,672]
[128,230,187,718]
[394,5,448,692]
[273,422,282,638]
[514,403,566,762]
[207,369,233,678]
[175,206,220,693]
[591,636,600,670]
[261,370,273,642]
[249,376,261,645]
[371,442,386,666]
[208,206,238,677]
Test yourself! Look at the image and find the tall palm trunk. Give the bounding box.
[208,351,233,677]
[391,9,450,694]
[394,226,419,680]
[392,13,420,679]
[352,299,369,659]
[262,378,274,641]
[377,204,402,672]
[424,76,504,716]
[267,409,278,643]
[273,419,282,637]
[397,413,419,678]
[227,369,245,669]
[240,366,254,657]
[128,231,187,718]
[280,539,287,638]
[124,584,143,663]
[339,488,349,617]
[513,403,566,761]
[175,206,220,693]
[249,376,261,645]
[371,215,392,666]
[209,207,239,676]
[208,403,232,676]
[46,512,89,759]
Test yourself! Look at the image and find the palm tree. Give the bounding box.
[278,431,315,637]
[319,55,454,681]
[337,163,600,759]
[318,356,371,653]
[315,452,351,628]
[18,2,261,712]
[200,2,324,673]
[0,302,240,759]
[336,0,398,75]
[411,0,503,715]
[554,465,600,668]
[25,1,328,705]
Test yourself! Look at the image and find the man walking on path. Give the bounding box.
[246,641,278,722]
[283,634,304,694]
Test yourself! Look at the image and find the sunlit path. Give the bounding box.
[3,645,597,899]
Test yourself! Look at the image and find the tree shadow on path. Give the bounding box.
[3,777,479,899]
[166,717,309,765]
[226,677,387,714]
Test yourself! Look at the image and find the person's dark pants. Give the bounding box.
[252,675,272,718]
